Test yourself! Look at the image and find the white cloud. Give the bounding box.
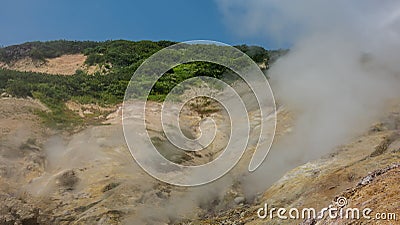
[216,0,400,47]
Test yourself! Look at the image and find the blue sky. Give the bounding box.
[0,0,275,48]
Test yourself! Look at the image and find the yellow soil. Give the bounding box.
[0,54,87,75]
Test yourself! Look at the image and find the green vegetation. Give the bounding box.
[0,40,99,63]
[0,40,285,129]
[235,44,270,63]
[83,40,176,67]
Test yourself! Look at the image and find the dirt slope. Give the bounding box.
[306,164,399,225]
[0,54,87,75]
[0,95,398,224]
[0,98,53,224]
[181,106,400,225]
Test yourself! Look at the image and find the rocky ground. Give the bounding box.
[178,105,400,225]
[305,163,400,225]
[0,95,399,225]
[0,97,51,224]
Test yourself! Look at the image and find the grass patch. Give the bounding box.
[32,92,84,130]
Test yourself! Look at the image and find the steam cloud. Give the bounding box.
[216,0,400,194]
[30,2,400,222]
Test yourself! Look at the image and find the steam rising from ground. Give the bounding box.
[217,0,400,194]
[24,2,400,222]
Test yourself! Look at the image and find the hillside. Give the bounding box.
[0,40,274,76]
[0,40,398,225]
[0,40,281,130]
[1,84,399,225]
